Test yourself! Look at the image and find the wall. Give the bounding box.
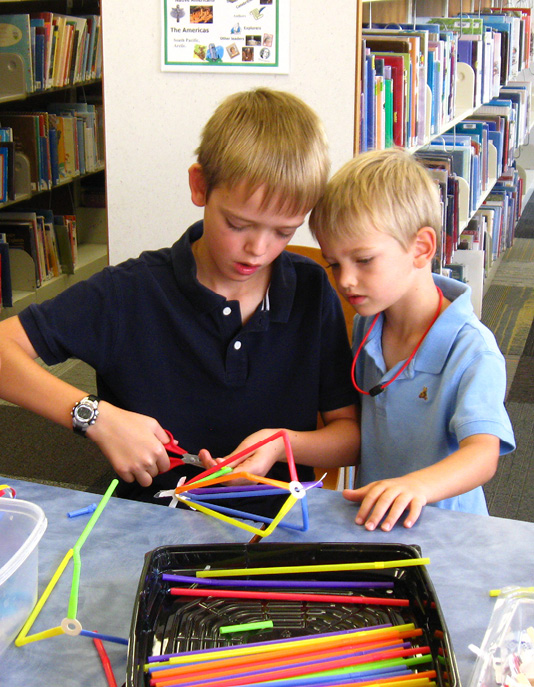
[101,2,358,265]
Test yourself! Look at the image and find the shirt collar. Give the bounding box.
[362,274,474,375]
[170,221,297,322]
[414,274,474,374]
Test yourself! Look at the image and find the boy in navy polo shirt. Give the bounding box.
[307,148,515,531]
[0,88,359,513]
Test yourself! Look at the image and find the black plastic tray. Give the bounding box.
[126,542,459,687]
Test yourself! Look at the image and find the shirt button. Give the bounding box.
[234,341,242,350]
[223,306,232,316]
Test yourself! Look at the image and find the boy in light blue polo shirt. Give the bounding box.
[309,148,515,532]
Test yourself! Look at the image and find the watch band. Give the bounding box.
[72,395,100,437]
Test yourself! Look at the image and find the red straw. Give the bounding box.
[93,636,118,687]
[169,587,409,606]
[184,429,298,485]
[150,635,421,683]
[154,645,431,687]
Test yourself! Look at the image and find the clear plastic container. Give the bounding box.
[0,498,47,656]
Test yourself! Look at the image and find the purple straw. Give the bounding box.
[161,573,394,590]
[148,623,392,663]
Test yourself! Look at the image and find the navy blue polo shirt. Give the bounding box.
[20,221,355,495]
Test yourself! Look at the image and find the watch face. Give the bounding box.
[76,405,94,421]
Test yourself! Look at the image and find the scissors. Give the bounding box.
[162,429,204,471]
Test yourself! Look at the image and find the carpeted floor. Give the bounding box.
[0,359,114,494]
[481,208,534,519]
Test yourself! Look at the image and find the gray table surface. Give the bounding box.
[2,477,533,687]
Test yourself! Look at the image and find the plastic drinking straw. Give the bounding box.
[80,629,129,645]
[220,620,274,634]
[67,503,97,518]
[67,479,119,619]
[15,548,74,646]
[183,429,299,486]
[161,574,395,589]
[188,466,233,485]
[174,492,298,538]
[176,471,292,495]
[151,647,431,687]
[150,639,415,683]
[186,482,321,495]
[180,494,308,532]
[169,587,410,607]
[196,558,430,578]
[154,649,429,687]
[489,586,534,597]
[235,672,437,687]
[219,666,418,687]
[146,624,413,667]
[188,488,303,500]
[93,634,118,687]
[16,625,65,646]
[149,629,423,676]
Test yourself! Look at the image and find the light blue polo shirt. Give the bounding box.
[353,274,516,515]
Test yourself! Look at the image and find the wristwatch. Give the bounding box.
[72,395,100,436]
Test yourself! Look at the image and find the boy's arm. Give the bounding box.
[344,433,500,531]
[0,316,170,485]
[198,404,360,477]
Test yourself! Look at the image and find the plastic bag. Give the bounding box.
[468,587,534,687]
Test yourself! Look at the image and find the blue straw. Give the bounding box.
[79,629,128,645]
[184,495,309,532]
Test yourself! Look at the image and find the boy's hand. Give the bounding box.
[86,401,170,486]
[343,477,428,531]
[198,428,285,485]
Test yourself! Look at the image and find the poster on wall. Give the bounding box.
[162,0,289,73]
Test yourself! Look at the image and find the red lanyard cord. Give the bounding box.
[351,287,444,397]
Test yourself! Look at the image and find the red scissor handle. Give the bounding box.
[163,429,187,456]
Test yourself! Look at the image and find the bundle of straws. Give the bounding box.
[140,557,444,687]
[145,622,436,687]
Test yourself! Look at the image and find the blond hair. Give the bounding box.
[196,88,330,214]
[309,148,442,251]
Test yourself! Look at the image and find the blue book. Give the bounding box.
[365,53,376,151]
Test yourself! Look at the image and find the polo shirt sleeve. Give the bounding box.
[19,267,120,371]
[450,349,516,455]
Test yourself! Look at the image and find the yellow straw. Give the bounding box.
[196,557,430,578]
[145,623,417,670]
[174,493,297,537]
[15,625,65,646]
[15,549,73,646]
[490,586,534,597]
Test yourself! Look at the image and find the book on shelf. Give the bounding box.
[0,11,102,98]
[53,213,77,274]
[0,237,12,307]
[0,14,34,95]
[0,103,104,199]
[0,208,79,292]
[0,212,41,287]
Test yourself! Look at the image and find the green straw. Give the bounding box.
[220,620,274,634]
[189,466,232,485]
[67,479,118,618]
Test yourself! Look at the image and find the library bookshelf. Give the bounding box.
[356,0,533,316]
[0,0,107,320]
